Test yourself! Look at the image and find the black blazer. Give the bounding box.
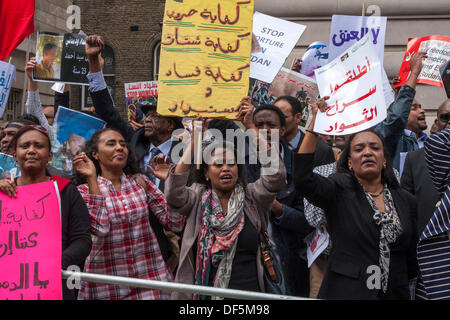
[400,148,440,237]
[294,153,418,300]
[295,130,336,166]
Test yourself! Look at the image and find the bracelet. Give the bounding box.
[306,129,318,136]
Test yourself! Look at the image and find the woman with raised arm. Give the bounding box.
[163,107,286,300]
[293,98,418,300]
[73,128,185,300]
[0,125,92,300]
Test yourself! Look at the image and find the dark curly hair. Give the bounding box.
[73,128,141,185]
[336,129,399,190]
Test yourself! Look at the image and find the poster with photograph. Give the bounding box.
[33,32,89,85]
[0,152,20,179]
[50,106,106,175]
[251,67,319,127]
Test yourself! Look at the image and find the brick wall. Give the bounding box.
[72,0,165,118]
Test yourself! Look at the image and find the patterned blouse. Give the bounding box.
[77,174,185,300]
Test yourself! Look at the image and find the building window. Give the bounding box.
[1,89,21,122]
[82,45,115,110]
[153,41,161,81]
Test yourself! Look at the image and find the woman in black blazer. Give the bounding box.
[294,98,417,300]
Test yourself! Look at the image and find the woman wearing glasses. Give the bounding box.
[0,125,92,300]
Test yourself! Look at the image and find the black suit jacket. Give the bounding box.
[400,148,440,237]
[294,130,336,166]
[294,153,418,300]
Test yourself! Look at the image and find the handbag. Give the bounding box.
[260,230,290,296]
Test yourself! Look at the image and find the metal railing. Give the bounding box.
[62,270,313,300]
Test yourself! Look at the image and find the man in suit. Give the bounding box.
[240,102,314,296]
[401,99,450,237]
[274,95,335,165]
[85,35,183,271]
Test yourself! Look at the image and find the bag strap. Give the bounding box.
[260,229,277,281]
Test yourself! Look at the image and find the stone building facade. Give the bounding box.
[71,0,166,119]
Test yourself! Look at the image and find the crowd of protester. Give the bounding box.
[0,33,449,301]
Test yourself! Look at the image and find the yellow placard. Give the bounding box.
[157,0,254,119]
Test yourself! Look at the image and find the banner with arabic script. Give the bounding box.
[157,0,254,119]
[0,61,16,119]
[124,81,158,121]
[314,33,387,136]
[33,32,89,85]
[0,181,62,300]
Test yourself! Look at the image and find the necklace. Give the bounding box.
[369,188,384,197]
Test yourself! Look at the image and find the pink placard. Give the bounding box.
[0,181,62,300]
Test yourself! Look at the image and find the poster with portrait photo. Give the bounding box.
[33,32,89,85]
[51,106,106,175]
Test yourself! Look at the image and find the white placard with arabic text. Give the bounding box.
[250,11,306,83]
[314,33,387,135]
[328,15,394,107]
[0,61,16,118]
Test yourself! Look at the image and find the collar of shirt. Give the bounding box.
[404,129,428,147]
[148,138,173,158]
[289,128,302,150]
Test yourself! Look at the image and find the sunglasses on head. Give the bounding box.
[439,113,450,123]
[30,124,49,136]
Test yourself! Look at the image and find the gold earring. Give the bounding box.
[206,177,209,181]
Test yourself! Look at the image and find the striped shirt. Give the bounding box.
[77,174,185,300]
[416,128,450,300]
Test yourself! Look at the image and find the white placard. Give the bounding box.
[306,227,330,268]
[0,61,16,118]
[329,15,387,64]
[250,11,306,83]
[329,15,393,107]
[314,33,387,135]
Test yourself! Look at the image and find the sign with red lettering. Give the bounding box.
[395,35,450,88]
[314,33,386,135]
[124,81,158,120]
[0,181,62,300]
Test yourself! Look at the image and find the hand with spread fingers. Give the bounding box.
[148,155,171,182]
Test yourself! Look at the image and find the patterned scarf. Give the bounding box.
[363,184,403,293]
[194,184,245,300]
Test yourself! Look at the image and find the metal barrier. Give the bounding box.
[62,270,313,300]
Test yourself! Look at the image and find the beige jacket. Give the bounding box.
[165,156,286,300]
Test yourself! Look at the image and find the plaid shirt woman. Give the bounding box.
[73,129,184,300]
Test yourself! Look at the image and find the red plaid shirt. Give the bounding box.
[77,174,185,300]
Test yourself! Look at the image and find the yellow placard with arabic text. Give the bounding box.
[157,0,254,119]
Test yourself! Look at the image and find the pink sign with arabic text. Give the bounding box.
[0,181,62,300]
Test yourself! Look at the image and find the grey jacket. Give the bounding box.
[165,155,286,300]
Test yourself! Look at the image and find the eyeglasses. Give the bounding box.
[439,113,450,123]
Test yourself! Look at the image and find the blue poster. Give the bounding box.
[0,152,20,179]
[51,106,106,175]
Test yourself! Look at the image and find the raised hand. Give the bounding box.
[25,57,37,80]
[148,155,171,182]
[236,96,255,130]
[73,152,97,179]
[410,50,428,76]
[85,35,105,73]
